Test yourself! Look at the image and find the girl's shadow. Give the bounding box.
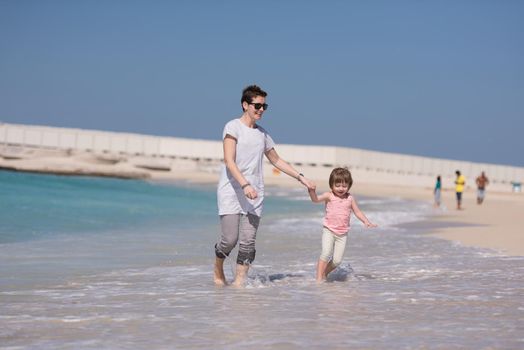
[326,263,376,282]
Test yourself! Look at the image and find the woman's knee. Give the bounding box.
[215,236,238,258]
[216,214,241,258]
[236,214,258,264]
[237,245,256,265]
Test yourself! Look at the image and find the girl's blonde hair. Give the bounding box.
[329,167,353,190]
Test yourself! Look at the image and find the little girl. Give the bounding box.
[308,167,377,282]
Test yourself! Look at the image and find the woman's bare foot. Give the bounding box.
[231,264,249,288]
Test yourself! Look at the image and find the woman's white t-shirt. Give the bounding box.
[217,118,275,217]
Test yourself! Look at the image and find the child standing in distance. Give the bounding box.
[308,167,377,282]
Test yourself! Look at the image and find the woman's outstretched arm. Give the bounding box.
[265,148,315,190]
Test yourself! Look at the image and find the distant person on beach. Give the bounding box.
[454,170,466,210]
[308,167,377,282]
[214,84,314,287]
[475,171,489,205]
[434,175,442,207]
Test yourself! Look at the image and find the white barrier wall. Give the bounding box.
[277,144,338,166]
[0,123,224,159]
[1,123,523,189]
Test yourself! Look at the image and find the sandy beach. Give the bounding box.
[1,144,523,257]
[354,182,524,257]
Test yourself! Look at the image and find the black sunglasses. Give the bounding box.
[248,102,268,111]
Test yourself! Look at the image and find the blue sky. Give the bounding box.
[1,1,523,166]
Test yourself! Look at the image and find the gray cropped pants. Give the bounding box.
[215,213,260,265]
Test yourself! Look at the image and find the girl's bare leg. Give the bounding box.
[316,259,329,282]
[324,261,337,278]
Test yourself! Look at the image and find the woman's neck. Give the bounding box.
[240,114,256,128]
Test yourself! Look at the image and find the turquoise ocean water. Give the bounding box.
[1,170,523,349]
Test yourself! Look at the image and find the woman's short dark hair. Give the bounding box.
[241,85,267,110]
[329,167,353,190]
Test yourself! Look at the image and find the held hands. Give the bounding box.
[242,174,315,199]
[299,175,316,191]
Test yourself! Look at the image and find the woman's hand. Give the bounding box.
[243,184,258,199]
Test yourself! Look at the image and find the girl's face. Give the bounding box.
[332,181,349,197]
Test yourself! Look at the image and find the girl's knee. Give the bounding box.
[331,258,342,268]
[319,254,330,263]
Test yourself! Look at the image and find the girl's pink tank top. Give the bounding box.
[323,192,353,234]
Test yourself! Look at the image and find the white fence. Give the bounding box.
[1,123,523,189]
[0,123,223,160]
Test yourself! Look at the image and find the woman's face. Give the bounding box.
[244,95,267,122]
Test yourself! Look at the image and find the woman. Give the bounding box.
[214,85,314,287]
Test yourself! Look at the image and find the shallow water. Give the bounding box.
[1,171,523,349]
